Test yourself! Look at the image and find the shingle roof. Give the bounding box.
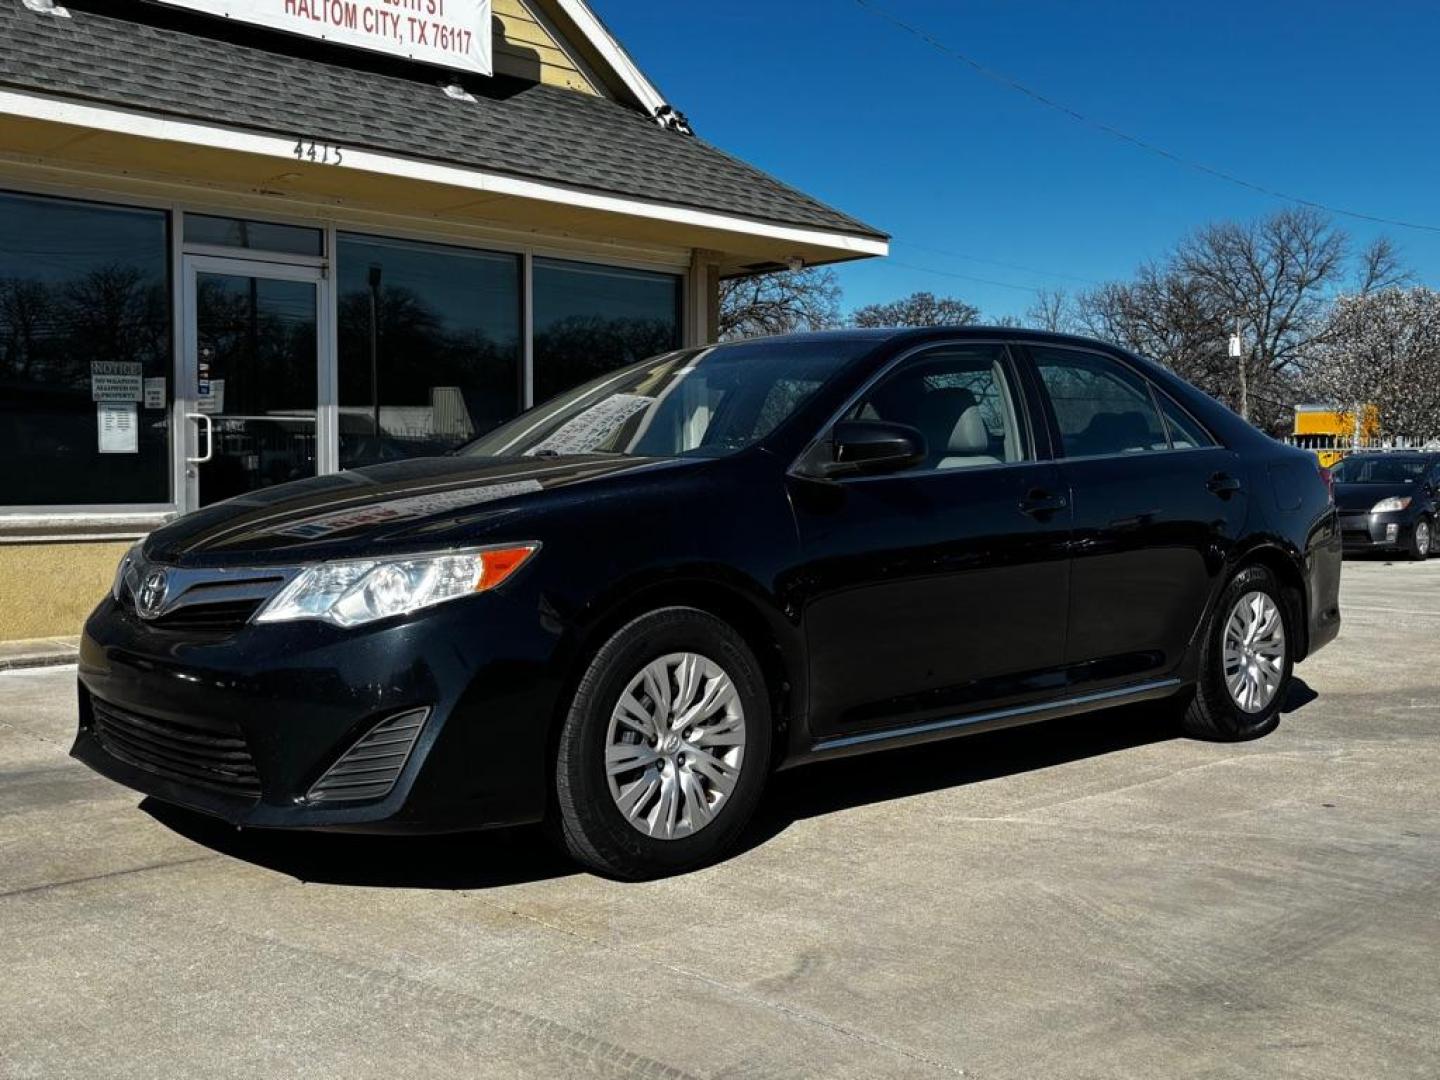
[0,0,886,241]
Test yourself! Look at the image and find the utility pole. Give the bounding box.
[1229,317,1248,422]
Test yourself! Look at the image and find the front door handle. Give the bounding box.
[1020,489,1068,517]
[185,412,214,464]
[1207,472,1243,497]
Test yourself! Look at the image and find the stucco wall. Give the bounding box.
[0,541,128,641]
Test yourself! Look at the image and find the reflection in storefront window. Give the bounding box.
[336,234,522,468]
[532,258,682,405]
[0,191,171,506]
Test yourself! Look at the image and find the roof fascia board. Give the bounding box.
[0,88,889,257]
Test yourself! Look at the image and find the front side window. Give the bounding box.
[845,344,1028,471]
[1032,346,1168,458]
[337,234,522,468]
[532,258,682,405]
[466,339,866,460]
[0,191,171,506]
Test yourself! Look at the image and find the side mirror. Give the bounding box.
[816,419,926,478]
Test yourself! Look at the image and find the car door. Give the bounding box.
[787,341,1073,739]
[1024,343,1246,687]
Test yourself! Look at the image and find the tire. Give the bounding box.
[1179,565,1294,741]
[1408,516,1432,561]
[554,607,772,879]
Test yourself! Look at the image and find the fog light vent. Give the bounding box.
[306,708,429,804]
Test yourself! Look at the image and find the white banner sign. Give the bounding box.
[153,0,492,75]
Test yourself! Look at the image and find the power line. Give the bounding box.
[880,258,1048,295]
[890,240,1101,286]
[854,0,1440,235]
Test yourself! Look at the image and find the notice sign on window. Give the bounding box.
[91,361,144,403]
[150,0,493,75]
[98,403,140,455]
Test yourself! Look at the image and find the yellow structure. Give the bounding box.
[1292,405,1381,467]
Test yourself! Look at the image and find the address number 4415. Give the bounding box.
[294,140,344,165]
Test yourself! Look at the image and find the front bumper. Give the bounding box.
[72,591,562,833]
[1338,511,1416,551]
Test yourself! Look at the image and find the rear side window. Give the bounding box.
[1031,346,1168,458]
[1156,393,1215,449]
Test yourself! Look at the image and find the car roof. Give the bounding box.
[713,326,1120,350]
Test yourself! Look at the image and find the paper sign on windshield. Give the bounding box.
[525,395,655,457]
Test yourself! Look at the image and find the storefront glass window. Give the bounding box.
[336,234,522,468]
[185,214,324,256]
[532,258,682,404]
[0,192,171,506]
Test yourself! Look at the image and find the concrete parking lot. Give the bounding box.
[2,559,1437,1079]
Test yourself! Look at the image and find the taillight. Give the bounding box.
[1318,463,1334,504]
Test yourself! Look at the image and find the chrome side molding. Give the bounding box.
[811,678,1184,755]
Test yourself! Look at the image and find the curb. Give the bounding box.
[0,639,81,672]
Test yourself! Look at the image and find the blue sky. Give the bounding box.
[597,1,1440,321]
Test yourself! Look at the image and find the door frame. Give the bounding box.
[177,254,332,513]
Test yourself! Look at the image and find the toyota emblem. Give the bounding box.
[136,569,169,619]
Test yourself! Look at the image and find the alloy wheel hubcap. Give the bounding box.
[605,652,746,840]
[1222,591,1286,714]
[1418,522,1430,555]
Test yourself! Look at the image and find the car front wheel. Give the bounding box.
[1179,565,1294,741]
[1408,516,1432,561]
[554,607,772,879]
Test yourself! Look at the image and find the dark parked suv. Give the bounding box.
[74,329,1342,878]
[1331,452,1440,559]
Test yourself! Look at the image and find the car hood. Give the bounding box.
[1333,482,1419,512]
[144,454,680,564]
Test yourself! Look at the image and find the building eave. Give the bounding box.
[0,88,889,269]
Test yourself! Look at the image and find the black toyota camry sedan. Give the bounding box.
[74,329,1342,878]
[1331,451,1440,560]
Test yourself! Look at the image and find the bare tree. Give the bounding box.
[851,291,980,328]
[1076,265,1231,396]
[1354,236,1411,295]
[1024,287,1074,333]
[1173,208,1348,427]
[718,267,841,340]
[1312,287,1440,438]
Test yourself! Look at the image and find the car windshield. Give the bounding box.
[1330,456,1430,483]
[461,338,868,460]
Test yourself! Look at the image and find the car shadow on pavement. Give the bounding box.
[140,680,1317,887]
[737,678,1320,855]
[141,800,576,889]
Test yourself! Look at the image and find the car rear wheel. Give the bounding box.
[1408,517,1432,561]
[1179,565,1293,741]
[554,607,771,879]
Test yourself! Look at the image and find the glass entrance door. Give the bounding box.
[182,257,326,509]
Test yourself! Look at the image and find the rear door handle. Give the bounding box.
[1020,489,1068,517]
[1207,472,1243,496]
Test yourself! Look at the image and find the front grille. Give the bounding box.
[89,696,261,799]
[306,709,429,804]
[150,599,265,632]
[118,564,290,633]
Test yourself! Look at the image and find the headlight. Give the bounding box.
[1371,496,1412,513]
[111,542,141,601]
[256,545,538,627]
